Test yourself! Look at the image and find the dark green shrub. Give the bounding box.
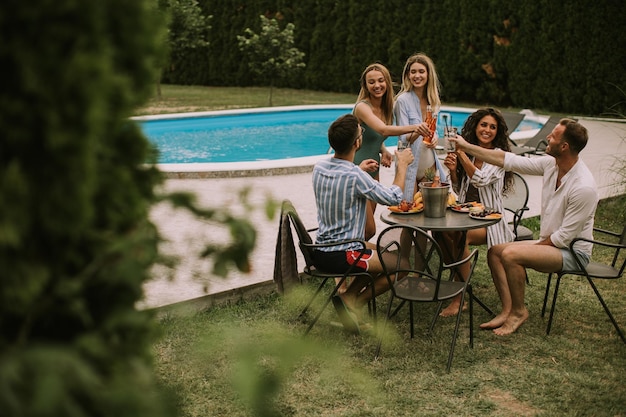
[0,1,175,416]
[176,0,626,115]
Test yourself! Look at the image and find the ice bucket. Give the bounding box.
[419,182,450,218]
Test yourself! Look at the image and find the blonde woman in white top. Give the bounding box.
[394,53,447,201]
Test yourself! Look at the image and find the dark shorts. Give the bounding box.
[311,249,373,274]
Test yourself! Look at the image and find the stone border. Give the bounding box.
[152,279,276,317]
[162,164,315,179]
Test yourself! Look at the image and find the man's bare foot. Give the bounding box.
[335,279,349,295]
[439,302,467,317]
[340,293,359,313]
[480,314,509,330]
[493,309,529,336]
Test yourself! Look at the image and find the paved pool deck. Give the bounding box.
[142,117,626,313]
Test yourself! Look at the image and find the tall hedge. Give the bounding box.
[167,0,625,116]
[0,1,175,416]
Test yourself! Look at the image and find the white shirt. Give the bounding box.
[393,91,447,200]
[457,154,513,247]
[503,153,598,256]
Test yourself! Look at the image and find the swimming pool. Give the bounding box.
[138,106,351,164]
[135,105,544,175]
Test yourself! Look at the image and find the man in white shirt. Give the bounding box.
[451,118,598,335]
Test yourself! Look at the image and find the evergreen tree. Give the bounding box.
[159,0,211,95]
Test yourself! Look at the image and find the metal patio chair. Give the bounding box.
[280,200,376,335]
[375,224,479,372]
[541,224,626,344]
[502,173,534,242]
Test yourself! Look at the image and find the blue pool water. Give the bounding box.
[137,106,541,164]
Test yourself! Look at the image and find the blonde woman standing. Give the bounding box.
[394,53,447,201]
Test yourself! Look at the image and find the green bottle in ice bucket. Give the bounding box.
[419,168,449,218]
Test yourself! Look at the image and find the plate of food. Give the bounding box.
[468,208,503,220]
[449,202,483,213]
[389,201,424,214]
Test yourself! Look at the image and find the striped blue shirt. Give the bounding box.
[313,157,404,251]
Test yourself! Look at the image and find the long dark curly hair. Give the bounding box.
[456,107,514,195]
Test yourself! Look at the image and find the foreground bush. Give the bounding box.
[0,1,175,416]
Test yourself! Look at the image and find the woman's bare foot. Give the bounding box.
[493,309,529,336]
[439,301,467,317]
[417,281,430,293]
[480,313,509,330]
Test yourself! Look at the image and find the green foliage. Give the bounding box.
[166,0,625,116]
[237,15,305,106]
[0,0,176,415]
[159,0,211,83]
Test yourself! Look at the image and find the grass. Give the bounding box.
[135,85,356,116]
[155,197,626,417]
[148,86,626,416]
[135,84,554,117]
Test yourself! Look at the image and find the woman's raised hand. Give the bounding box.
[380,148,392,168]
[443,152,457,171]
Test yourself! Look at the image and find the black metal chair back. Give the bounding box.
[375,224,479,372]
[502,173,534,241]
[281,200,375,334]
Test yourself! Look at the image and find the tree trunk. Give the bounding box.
[156,69,163,99]
[269,77,274,107]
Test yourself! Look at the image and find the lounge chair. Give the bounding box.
[509,116,562,156]
[501,111,525,150]
[501,111,525,135]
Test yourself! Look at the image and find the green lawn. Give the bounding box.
[135,85,357,116]
[149,86,626,417]
[135,84,538,116]
[155,197,626,417]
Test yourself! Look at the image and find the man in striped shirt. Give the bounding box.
[312,114,414,332]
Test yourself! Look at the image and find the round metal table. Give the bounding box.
[380,208,501,316]
[380,208,501,231]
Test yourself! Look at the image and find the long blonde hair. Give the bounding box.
[398,53,441,112]
[356,63,395,125]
